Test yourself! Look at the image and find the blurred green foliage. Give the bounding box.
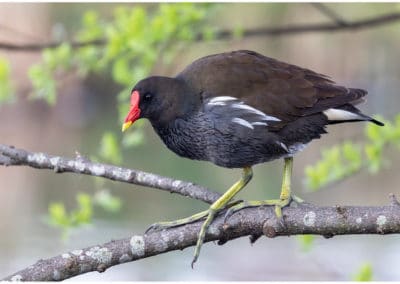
[352,262,373,281]
[299,115,394,262]
[28,44,72,105]
[36,3,213,237]
[305,115,397,191]
[48,190,122,238]
[94,189,122,213]
[26,3,214,165]
[98,131,123,164]
[297,235,315,252]
[0,57,14,105]
[0,4,395,273]
[48,193,93,239]
[28,3,211,120]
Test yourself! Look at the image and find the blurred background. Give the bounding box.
[1,2,400,281]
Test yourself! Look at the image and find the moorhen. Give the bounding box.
[122,50,383,266]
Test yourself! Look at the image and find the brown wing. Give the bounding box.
[177,50,366,129]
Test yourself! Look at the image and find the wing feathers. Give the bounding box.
[179,50,376,128]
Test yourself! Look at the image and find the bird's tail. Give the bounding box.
[323,104,384,126]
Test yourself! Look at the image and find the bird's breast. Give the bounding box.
[152,111,289,168]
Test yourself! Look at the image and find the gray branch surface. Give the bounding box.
[0,144,221,204]
[2,144,400,281]
[4,200,400,281]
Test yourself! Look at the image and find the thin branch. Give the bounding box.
[0,38,106,52]
[311,3,349,26]
[212,12,400,39]
[3,200,400,281]
[0,144,221,204]
[1,12,400,52]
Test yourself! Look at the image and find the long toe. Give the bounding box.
[223,196,298,225]
[144,209,211,234]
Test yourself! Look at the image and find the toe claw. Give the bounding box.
[278,216,286,228]
[191,253,199,269]
[292,195,304,203]
[223,208,234,224]
[145,224,157,234]
[191,259,196,269]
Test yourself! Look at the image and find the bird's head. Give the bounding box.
[122,76,197,131]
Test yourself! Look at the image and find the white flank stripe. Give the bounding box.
[252,122,268,126]
[231,103,281,121]
[207,101,226,106]
[208,96,237,104]
[232,118,254,129]
[323,108,362,121]
[261,115,281,122]
[277,141,289,152]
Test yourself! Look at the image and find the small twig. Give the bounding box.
[311,3,349,26]
[0,144,221,204]
[211,12,400,40]
[1,12,400,52]
[3,203,400,281]
[0,38,106,52]
[389,193,400,206]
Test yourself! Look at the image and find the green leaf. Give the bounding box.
[122,128,145,148]
[304,143,363,191]
[48,202,70,227]
[365,144,383,173]
[365,122,382,143]
[352,262,373,281]
[112,57,134,85]
[0,57,13,105]
[78,10,103,41]
[342,142,362,171]
[99,132,123,164]
[202,26,216,41]
[28,64,56,105]
[233,26,244,39]
[43,44,72,70]
[71,193,92,225]
[94,189,122,212]
[297,235,315,252]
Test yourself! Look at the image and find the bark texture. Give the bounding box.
[3,201,400,281]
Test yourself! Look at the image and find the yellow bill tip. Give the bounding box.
[122,121,132,132]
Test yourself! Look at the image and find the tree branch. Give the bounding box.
[212,12,400,39]
[0,144,221,204]
[1,12,400,52]
[3,200,400,281]
[311,3,349,26]
[0,39,106,52]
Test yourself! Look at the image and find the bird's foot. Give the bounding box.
[144,207,221,267]
[145,199,243,233]
[145,200,245,267]
[145,209,211,233]
[224,195,303,225]
[146,167,253,267]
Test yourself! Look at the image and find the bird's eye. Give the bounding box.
[143,93,153,102]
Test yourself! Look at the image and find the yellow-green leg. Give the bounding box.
[145,167,253,266]
[224,157,300,222]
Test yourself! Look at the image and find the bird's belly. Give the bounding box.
[204,137,290,168]
[154,117,290,168]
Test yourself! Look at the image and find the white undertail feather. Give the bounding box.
[323,108,364,121]
[231,118,254,129]
[277,141,308,157]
